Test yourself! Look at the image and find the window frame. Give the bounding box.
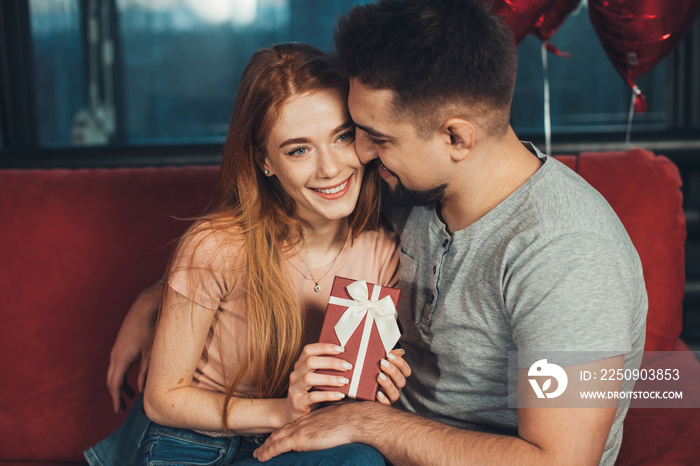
[0,1,698,169]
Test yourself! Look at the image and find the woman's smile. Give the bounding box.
[310,173,353,199]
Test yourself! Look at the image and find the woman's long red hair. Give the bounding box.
[164,43,381,432]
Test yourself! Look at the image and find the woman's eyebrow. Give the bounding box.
[332,121,354,135]
[279,121,355,148]
[279,137,309,148]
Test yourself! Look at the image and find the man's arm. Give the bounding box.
[255,357,621,465]
[107,281,163,413]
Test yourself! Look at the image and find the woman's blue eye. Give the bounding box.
[288,147,307,156]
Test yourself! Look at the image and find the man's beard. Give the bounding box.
[383,176,447,208]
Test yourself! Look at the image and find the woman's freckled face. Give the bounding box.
[263,88,364,225]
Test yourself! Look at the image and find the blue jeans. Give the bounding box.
[85,396,384,466]
[84,396,151,466]
[136,423,384,465]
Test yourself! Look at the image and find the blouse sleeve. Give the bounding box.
[167,223,244,311]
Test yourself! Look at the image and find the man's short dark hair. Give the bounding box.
[333,0,517,138]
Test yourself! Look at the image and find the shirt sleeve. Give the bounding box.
[505,232,647,364]
[167,224,244,311]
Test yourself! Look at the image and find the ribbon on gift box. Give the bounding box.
[327,280,401,398]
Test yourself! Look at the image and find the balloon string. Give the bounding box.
[625,86,636,147]
[542,43,552,156]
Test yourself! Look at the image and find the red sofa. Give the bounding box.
[0,149,698,465]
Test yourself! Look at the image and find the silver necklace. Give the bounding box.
[290,237,346,293]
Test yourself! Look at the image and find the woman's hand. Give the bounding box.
[285,343,352,424]
[376,348,411,405]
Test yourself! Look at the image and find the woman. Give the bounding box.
[106,43,408,465]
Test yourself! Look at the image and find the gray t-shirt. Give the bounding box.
[390,145,647,465]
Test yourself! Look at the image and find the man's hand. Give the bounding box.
[107,281,162,413]
[254,402,375,462]
[254,356,623,465]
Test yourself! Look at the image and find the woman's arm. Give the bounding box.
[143,286,352,434]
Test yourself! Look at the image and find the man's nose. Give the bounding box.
[354,128,378,164]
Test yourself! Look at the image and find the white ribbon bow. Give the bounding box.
[329,280,400,353]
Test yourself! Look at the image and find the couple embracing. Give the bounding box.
[89,1,647,465]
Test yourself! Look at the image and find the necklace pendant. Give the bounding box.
[314,283,322,293]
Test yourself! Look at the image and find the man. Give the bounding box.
[252,1,647,465]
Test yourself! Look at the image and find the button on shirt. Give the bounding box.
[396,201,521,434]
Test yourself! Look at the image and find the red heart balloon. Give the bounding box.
[490,0,581,53]
[532,0,582,55]
[531,0,582,41]
[589,0,700,113]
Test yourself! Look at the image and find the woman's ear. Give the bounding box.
[255,153,273,176]
[440,118,474,162]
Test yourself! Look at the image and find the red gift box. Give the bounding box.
[316,276,401,401]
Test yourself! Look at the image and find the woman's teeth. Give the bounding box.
[313,179,348,194]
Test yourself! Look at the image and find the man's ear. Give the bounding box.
[440,118,474,162]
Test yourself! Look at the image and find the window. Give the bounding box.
[0,0,697,166]
[0,99,4,148]
[116,0,289,143]
[25,0,374,147]
[30,0,86,146]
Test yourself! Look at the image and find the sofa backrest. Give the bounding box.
[0,149,686,463]
[0,165,219,462]
[558,149,686,352]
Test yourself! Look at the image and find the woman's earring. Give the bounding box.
[264,169,270,175]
